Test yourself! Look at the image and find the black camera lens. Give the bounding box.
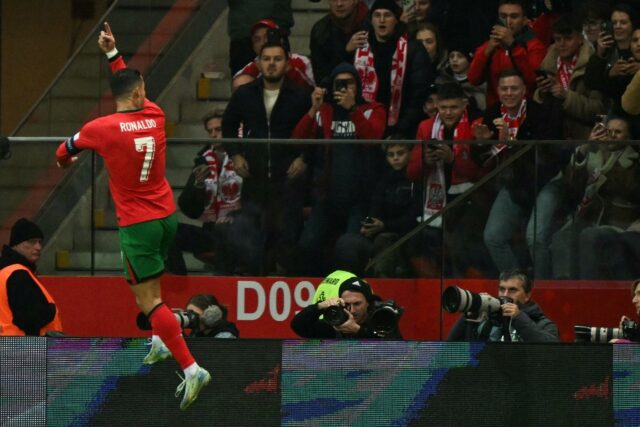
[323,305,349,326]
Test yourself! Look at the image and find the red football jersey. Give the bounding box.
[56,56,175,226]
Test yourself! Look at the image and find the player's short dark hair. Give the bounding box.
[499,269,533,293]
[552,14,583,35]
[202,110,224,130]
[110,68,143,99]
[437,82,467,101]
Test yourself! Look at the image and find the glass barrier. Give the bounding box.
[5,138,638,282]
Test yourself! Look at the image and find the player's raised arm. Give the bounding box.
[98,22,116,54]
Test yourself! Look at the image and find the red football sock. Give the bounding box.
[149,303,195,370]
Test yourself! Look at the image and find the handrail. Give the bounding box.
[8,137,640,145]
[366,143,535,272]
[9,0,120,137]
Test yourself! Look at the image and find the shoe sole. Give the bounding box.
[180,371,211,411]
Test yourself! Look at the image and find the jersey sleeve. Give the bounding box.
[55,122,101,165]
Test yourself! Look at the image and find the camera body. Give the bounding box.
[323,304,350,326]
[321,300,404,337]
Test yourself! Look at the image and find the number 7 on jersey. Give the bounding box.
[134,136,156,182]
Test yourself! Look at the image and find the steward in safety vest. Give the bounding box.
[0,218,63,336]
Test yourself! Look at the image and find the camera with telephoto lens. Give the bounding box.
[137,305,224,331]
[442,286,513,320]
[368,300,404,337]
[575,319,640,343]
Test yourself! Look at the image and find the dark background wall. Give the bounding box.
[0,0,108,135]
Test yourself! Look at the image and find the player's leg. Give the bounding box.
[120,216,210,409]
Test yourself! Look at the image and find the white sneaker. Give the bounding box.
[143,340,172,365]
[175,367,211,410]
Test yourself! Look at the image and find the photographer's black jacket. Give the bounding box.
[191,320,239,339]
[447,300,559,342]
[290,303,402,339]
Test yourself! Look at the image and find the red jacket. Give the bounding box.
[292,102,386,140]
[468,28,547,108]
[407,115,487,188]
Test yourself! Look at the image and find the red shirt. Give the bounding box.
[56,56,175,226]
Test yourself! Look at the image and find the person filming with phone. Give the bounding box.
[292,62,386,276]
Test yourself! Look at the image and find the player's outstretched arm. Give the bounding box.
[98,22,116,54]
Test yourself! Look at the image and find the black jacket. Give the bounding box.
[0,245,56,336]
[291,303,403,339]
[309,12,369,86]
[366,26,434,138]
[447,300,560,342]
[369,167,421,235]
[222,78,311,187]
[481,100,567,208]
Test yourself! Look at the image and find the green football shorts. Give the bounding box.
[119,213,177,284]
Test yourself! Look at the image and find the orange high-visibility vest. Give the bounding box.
[0,264,63,336]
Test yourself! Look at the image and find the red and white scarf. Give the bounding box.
[354,33,408,126]
[556,55,578,91]
[491,99,527,157]
[200,148,243,223]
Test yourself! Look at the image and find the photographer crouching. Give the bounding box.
[446,270,559,342]
[611,279,640,343]
[291,270,403,339]
[138,293,239,338]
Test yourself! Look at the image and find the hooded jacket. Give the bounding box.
[292,63,386,204]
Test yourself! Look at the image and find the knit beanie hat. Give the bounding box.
[9,218,44,247]
[369,0,402,21]
[339,277,376,303]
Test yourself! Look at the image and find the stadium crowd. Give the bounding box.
[177,0,640,281]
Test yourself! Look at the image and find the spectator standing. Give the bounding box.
[234,19,315,92]
[352,0,433,138]
[468,0,547,108]
[0,218,63,336]
[407,83,492,277]
[334,142,421,277]
[223,41,311,274]
[292,62,386,275]
[310,0,369,86]
[551,117,640,279]
[584,4,638,118]
[534,14,606,140]
[227,0,294,75]
[475,70,563,279]
[169,111,260,275]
